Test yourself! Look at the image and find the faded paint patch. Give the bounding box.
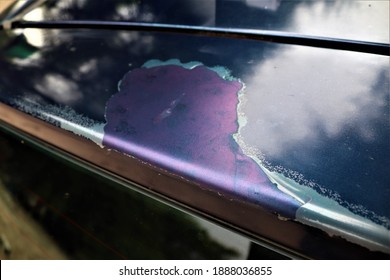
[103,59,302,218]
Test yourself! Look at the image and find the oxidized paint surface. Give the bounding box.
[101,59,389,253]
[103,61,301,218]
[3,54,388,253]
[1,0,389,255]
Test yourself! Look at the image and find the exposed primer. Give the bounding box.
[12,97,105,146]
[268,167,389,253]
[142,58,236,81]
[143,58,202,69]
[265,162,390,228]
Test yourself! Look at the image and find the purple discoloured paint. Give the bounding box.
[103,64,301,218]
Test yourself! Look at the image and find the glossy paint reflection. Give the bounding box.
[239,45,390,251]
[1,7,389,254]
[28,0,390,43]
[286,0,389,43]
[242,46,388,159]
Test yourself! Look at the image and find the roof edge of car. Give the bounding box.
[2,20,389,56]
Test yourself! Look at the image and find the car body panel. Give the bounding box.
[21,0,389,44]
[0,0,389,258]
